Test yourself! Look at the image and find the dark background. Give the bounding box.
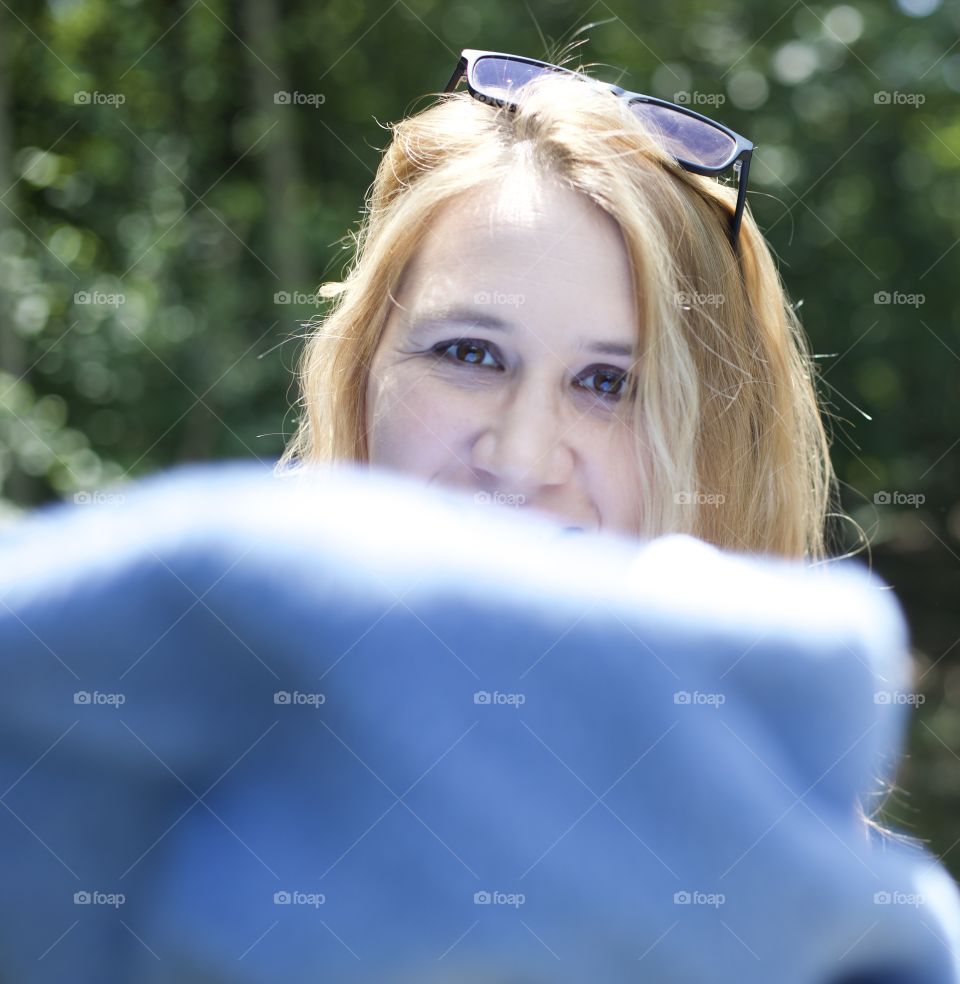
[0,0,957,875]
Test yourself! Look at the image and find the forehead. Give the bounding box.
[394,172,637,337]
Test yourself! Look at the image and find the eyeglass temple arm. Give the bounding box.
[729,150,752,252]
[442,57,468,94]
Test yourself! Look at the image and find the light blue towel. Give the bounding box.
[0,458,958,984]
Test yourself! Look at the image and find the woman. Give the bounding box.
[279,49,838,560]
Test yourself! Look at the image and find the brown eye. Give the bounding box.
[433,339,501,369]
[579,367,631,402]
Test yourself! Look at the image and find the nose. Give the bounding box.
[469,380,575,502]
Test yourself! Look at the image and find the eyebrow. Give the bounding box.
[407,306,635,358]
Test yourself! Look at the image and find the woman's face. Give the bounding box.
[365,172,646,537]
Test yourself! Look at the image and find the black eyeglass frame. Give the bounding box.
[443,48,755,255]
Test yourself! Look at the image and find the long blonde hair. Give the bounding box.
[278,66,840,561]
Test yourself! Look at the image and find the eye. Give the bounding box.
[577,366,633,403]
[432,338,503,370]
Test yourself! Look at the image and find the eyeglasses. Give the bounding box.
[443,48,755,255]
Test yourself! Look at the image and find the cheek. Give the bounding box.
[590,424,648,533]
[367,372,467,473]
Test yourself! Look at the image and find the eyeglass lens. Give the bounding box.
[627,101,736,169]
[472,56,737,170]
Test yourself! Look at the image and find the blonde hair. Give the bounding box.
[278,66,841,562]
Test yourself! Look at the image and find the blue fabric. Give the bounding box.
[0,458,958,984]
